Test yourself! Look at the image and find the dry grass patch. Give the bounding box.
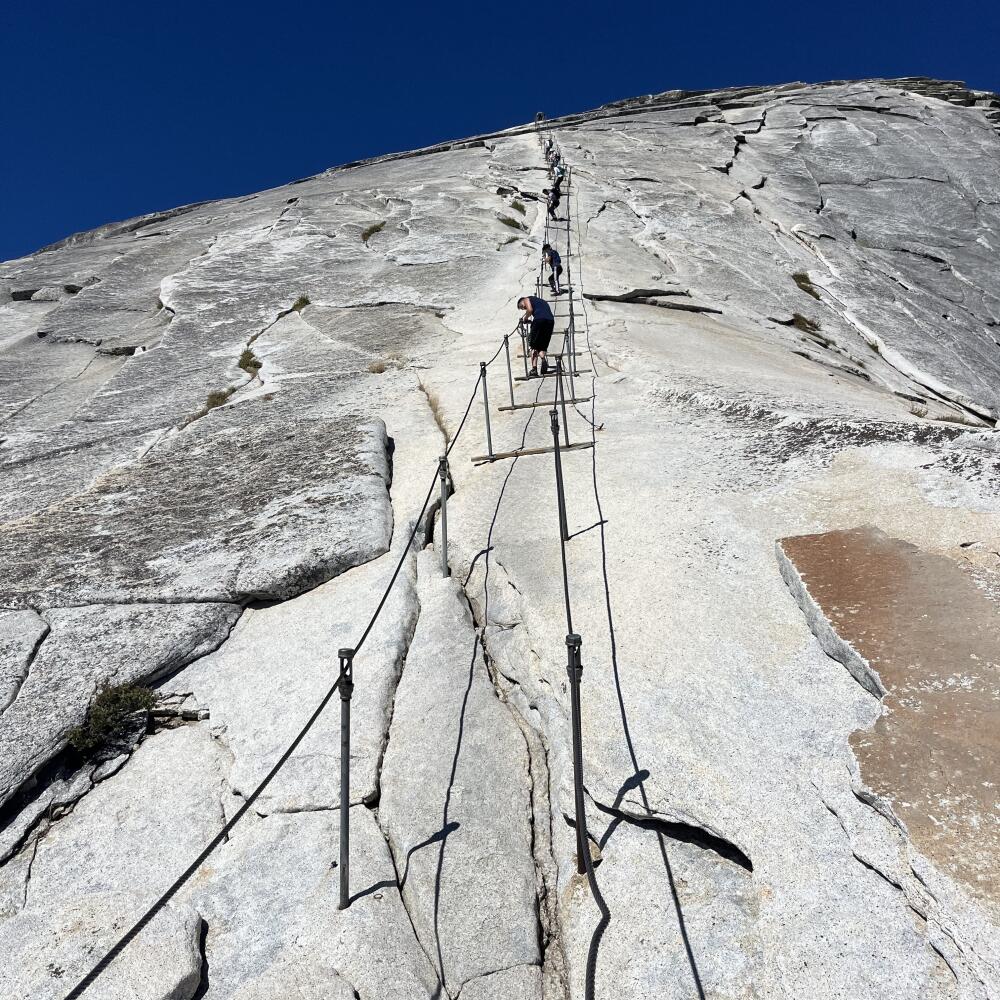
[419,379,450,443]
[790,313,821,334]
[792,272,822,300]
[498,214,526,231]
[238,348,263,375]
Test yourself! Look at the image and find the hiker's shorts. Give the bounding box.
[529,318,554,351]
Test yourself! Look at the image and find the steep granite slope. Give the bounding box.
[1,78,999,1000]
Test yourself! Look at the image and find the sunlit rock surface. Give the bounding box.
[1,77,999,999]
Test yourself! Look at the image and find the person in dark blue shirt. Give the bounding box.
[543,243,563,294]
[517,295,555,377]
[546,187,561,221]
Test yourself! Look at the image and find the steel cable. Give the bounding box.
[570,156,706,1000]
[64,332,511,998]
[63,674,343,1000]
[537,147,611,1000]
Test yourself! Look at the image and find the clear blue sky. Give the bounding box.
[2,0,997,261]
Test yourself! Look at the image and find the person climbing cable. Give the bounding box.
[517,295,555,377]
[543,243,563,294]
[546,186,561,221]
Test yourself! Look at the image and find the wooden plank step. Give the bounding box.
[498,396,592,411]
[513,369,590,381]
[471,441,594,465]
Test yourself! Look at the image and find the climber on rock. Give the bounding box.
[546,186,561,221]
[543,243,563,294]
[518,295,555,378]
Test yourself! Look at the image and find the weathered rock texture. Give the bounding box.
[778,527,1000,907]
[1,76,999,999]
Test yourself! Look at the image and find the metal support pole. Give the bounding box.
[550,409,569,543]
[504,335,515,408]
[480,362,494,461]
[438,455,450,577]
[338,647,355,909]
[520,322,530,377]
[566,633,587,875]
[556,361,570,448]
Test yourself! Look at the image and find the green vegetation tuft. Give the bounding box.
[792,272,821,300]
[361,221,386,243]
[498,215,524,231]
[68,683,157,754]
[790,313,820,334]
[511,200,526,214]
[239,348,263,375]
[291,295,310,312]
[205,387,235,410]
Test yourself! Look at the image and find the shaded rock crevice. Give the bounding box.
[595,799,753,874]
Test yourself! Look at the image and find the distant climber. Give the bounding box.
[518,295,555,377]
[543,243,563,294]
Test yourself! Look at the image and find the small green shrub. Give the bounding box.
[239,348,263,375]
[68,683,157,754]
[792,272,821,300]
[291,295,310,312]
[790,313,820,334]
[205,387,235,410]
[368,360,389,373]
[361,221,385,243]
[511,200,526,214]
[498,215,524,231]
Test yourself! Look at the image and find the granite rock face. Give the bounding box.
[2,77,999,999]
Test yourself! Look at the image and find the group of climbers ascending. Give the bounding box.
[516,136,566,379]
[544,136,566,221]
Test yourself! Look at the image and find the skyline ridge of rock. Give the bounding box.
[18,75,1000,261]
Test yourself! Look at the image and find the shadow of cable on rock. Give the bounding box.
[589,447,709,1000]
[560,151,708,1000]
[429,373,550,989]
[428,631,481,989]
[349,820,461,905]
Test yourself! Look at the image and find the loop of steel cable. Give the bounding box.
[570,144,707,1000]
[65,136,579,999]
[63,324,516,998]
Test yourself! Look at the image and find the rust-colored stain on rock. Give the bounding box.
[779,526,1000,905]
